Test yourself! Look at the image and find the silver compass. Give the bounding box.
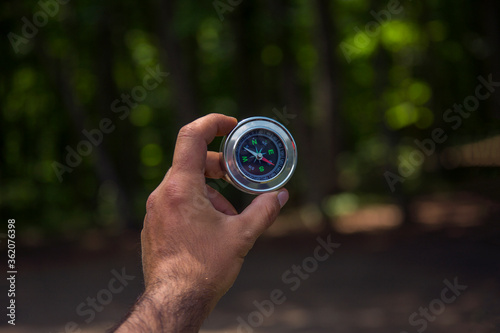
[221,117,297,194]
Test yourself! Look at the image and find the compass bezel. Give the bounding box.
[221,117,297,194]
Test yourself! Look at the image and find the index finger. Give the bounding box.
[171,113,237,177]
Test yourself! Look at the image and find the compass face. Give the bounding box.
[235,129,286,181]
[221,116,297,194]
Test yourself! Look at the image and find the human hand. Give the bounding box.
[114,113,288,332]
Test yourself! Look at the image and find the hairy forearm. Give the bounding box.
[111,283,216,333]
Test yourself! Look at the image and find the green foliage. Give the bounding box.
[1,0,498,236]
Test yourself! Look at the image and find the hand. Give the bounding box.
[114,113,288,332]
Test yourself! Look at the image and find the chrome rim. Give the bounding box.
[221,117,297,194]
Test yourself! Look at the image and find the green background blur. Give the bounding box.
[2,1,500,332]
[1,0,499,240]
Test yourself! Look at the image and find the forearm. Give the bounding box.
[112,283,216,333]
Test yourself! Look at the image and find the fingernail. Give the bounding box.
[277,190,289,208]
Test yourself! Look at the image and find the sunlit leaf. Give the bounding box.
[141,143,163,167]
[385,102,418,130]
[381,21,420,51]
[130,105,152,127]
[408,81,432,105]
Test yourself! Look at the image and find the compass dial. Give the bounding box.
[236,129,286,181]
[221,116,297,194]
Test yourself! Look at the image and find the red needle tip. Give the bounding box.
[261,157,275,166]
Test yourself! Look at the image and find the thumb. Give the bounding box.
[237,189,289,238]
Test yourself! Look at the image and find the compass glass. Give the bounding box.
[235,128,286,181]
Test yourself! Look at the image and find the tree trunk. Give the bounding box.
[232,1,259,119]
[156,0,199,128]
[311,0,341,202]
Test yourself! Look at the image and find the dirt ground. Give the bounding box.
[1,215,499,333]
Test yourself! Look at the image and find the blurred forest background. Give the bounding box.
[2,0,500,332]
[1,0,499,240]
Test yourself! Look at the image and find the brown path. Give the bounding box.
[1,223,499,333]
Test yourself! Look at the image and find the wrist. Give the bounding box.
[115,278,217,333]
[144,278,218,311]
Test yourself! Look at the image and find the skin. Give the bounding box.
[113,113,289,332]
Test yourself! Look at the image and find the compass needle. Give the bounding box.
[244,147,259,158]
[261,157,275,166]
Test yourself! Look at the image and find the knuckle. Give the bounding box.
[146,179,188,213]
[234,229,257,258]
[240,229,256,244]
[178,122,200,139]
[163,179,188,205]
[146,190,159,212]
[206,112,219,119]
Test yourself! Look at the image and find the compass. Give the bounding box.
[221,117,297,194]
